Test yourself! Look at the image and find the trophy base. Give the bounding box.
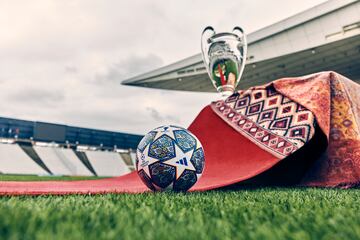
[217,85,235,98]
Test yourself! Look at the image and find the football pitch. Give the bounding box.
[0,175,359,240]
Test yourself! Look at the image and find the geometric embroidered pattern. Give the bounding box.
[211,85,316,158]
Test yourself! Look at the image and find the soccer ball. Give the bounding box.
[136,125,205,192]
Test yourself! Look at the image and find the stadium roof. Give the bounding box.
[0,116,143,149]
[122,0,360,92]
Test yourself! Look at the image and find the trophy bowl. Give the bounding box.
[201,26,247,97]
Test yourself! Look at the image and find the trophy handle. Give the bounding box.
[232,26,247,89]
[201,26,216,62]
[232,26,247,65]
[232,26,247,46]
[201,26,216,43]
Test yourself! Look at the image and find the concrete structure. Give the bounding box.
[122,0,360,92]
[0,114,141,176]
[58,149,94,176]
[34,146,94,176]
[0,144,48,175]
[0,116,142,150]
[34,146,75,176]
[85,151,131,177]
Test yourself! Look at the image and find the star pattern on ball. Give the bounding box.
[154,125,184,141]
[137,144,159,178]
[163,143,195,179]
[136,125,205,192]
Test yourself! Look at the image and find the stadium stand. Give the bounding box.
[0,143,48,175]
[0,116,142,150]
[0,116,142,176]
[58,148,94,176]
[19,144,52,174]
[85,151,131,176]
[34,146,74,176]
[119,152,135,171]
[130,152,136,164]
[73,150,98,176]
[130,152,137,169]
[33,146,94,176]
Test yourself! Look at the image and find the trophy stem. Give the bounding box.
[217,85,235,98]
[220,91,234,98]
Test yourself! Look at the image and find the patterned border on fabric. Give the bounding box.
[211,100,298,159]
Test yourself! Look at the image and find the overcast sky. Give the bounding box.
[0,0,327,135]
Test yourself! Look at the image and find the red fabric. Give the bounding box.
[0,106,279,195]
[0,71,358,195]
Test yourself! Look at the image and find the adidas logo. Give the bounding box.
[176,157,188,166]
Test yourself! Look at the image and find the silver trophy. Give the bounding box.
[201,26,247,97]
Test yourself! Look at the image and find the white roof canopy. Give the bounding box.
[122,0,360,92]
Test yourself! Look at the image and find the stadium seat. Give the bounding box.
[85,151,131,176]
[0,144,48,175]
[34,146,93,176]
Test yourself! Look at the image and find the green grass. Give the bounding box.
[0,184,359,240]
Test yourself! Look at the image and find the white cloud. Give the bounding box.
[0,0,326,134]
[95,54,164,83]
